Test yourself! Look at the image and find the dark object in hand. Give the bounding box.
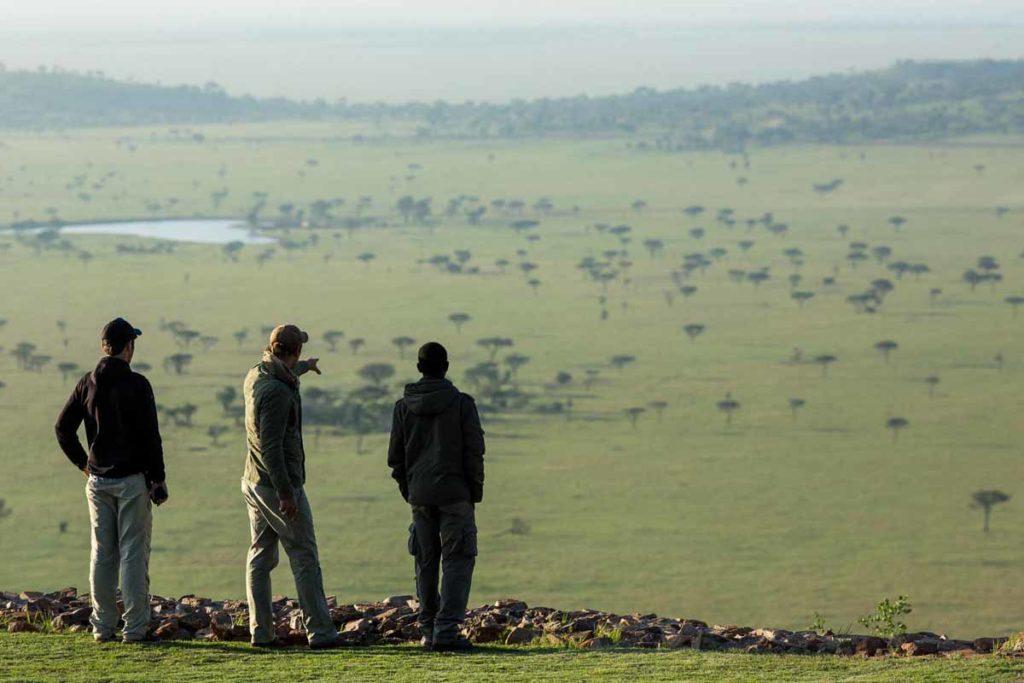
[150,482,169,506]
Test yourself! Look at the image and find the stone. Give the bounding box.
[852,636,887,656]
[52,607,92,630]
[581,636,614,649]
[8,620,39,633]
[504,626,538,645]
[662,633,692,649]
[154,619,182,640]
[381,595,414,608]
[343,618,374,633]
[209,611,235,640]
[177,610,211,633]
[973,637,1007,653]
[901,639,940,656]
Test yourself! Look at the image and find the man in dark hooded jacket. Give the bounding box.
[55,317,167,643]
[388,342,485,651]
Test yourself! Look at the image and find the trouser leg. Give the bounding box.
[277,491,336,645]
[243,482,336,646]
[86,477,120,640]
[242,481,280,644]
[435,501,477,644]
[410,506,441,639]
[117,475,153,641]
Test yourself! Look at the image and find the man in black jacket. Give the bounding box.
[388,342,485,651]
[55,318,167,643]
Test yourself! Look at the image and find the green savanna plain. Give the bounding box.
[1,122,1023,646]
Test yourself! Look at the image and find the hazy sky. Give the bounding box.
[5,0,1023,31]
[3,1,1023,102]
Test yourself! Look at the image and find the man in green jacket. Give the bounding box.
[388,342,486,651]
[241,324,341,649]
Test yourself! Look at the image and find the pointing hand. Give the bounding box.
[305,358,322,375]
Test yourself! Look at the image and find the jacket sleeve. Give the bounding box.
[460,395,486,503]
[257,384,296,500]
[387,402,408,500]
[293,360,310,377]
[137,377,166,485]
[54,378,88,471]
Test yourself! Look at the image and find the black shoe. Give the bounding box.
[251,639,290,649]
[420,637,435,652]
[309,638,346,650]
[433,636,474,652]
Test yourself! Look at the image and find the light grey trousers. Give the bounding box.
[241,479,337,646]
[85,473,152,641]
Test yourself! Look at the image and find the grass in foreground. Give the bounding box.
[2,634,1024,682]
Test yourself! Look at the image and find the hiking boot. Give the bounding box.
[121,635,158,645]
[94,633,117,644]
[433,636,474,652]
[251,638,290,649]
[309,637,346,650]
[420,636,435,652]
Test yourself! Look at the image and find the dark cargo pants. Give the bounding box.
[408,501,477,644]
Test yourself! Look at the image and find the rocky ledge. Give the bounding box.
[2,588,1019,657]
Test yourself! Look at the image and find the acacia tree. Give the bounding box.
[789,398,806,420]
[323,330,345,353]
[391,336,416,359]
[971,490,1010,533]
[216,386,237,414]
[814,354,837,377]
[207,424,230,447]
[349,338,366,355]
[610,355,636,371]
[717,393,740,426]
[448,313,471,333]
[358,363,395,387]
[648,400,668,420]
[233,329,249,348]
[925,375,940,398]
[11,342,36,370]
[477,337,514,361]
[682,324,706,343]
[163,353,193,375]
[504,354,531,379]
[625,407,645,429]
[57,361,80,384]
[874,340,899,363]
[1005,296,1024,317]
[792,291,815,308]
[0,498,11,521]
[886,417,909,442]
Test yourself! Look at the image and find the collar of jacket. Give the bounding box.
[261,351,300,389]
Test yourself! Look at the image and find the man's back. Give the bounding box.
[55,356,164,482]
[388,377,485,507]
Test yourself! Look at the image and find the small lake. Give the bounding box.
[56,219,275,245]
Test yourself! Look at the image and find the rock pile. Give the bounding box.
[1,588,1018,657]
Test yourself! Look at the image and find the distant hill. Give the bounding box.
[3,60,1024,149]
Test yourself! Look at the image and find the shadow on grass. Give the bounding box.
[153,640,662,659]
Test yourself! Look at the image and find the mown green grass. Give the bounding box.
[0,124,1023,637]
[2,634,1023,682]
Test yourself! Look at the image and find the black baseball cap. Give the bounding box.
[101,318,142,346]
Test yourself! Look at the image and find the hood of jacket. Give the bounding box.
[91,356,133,389]
[403,377,459,416]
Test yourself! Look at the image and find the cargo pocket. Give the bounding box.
[460,529,478,558]
[407,523,419,557]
